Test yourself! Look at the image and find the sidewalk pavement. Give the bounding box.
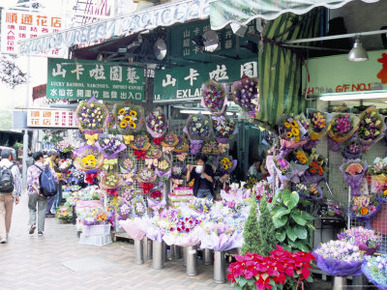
[0,193,233,290]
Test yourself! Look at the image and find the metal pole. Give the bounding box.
[152,240,164,270]
[203,248,213,265]
[142,237,148,260]
[186,246,198,276]
[183,246,187,266]
[22,55,31,189]
[214,251,226,283]
[332,277,346,290]
[134,239,144,265]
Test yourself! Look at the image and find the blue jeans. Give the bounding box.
[196,189,213,200]
[52,182,62,213]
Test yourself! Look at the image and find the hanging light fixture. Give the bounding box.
[348,36,369,62]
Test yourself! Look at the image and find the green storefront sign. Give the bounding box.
[154,58,258,102]
[47,58,145,102]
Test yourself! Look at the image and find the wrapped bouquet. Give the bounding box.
[160,133,179,153]
[147,190,166,213]
[292,182,322,200]
[201,80,227,115]
[212,116,236,145]
[173,135,189,154]
[349,195,381,226]
[338,226,382,255]
[99,172,123,197]
[342,138,363,160]
[215,156,237,176]
[162,216,202,247]
[201,139,220,155]
[183,114,212,154]
[302,154,327,185]
[307,110,329,140]
[145,108,168,142]
[232,76,260,117]
[358,106,385,151]
[114,103,144,135]
[278,115,308,149]
[328,113,359,150]
[362,255,387,290]
[74,145,104,184]
[115,198,132,221]
[97,134,126,160]
[155,155,171,180]
[340,159,368,196]
[369,157,387,194]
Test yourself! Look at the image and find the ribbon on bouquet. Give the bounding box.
[122,135,135,144]
[85,172,98,184]
[140,183,154,194]
[218,143,230,153]
[84,133,99,145]
[145,158,159,168]
[103,158,118,170]
[121,173,134,184]
[153,137,164,145]
[162,146,174,154]
[107,188,119,197]
[134,150,146,160]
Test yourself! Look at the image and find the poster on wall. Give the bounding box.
[47,58,145,102]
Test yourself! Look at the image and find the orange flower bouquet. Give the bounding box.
[349,195,381,226]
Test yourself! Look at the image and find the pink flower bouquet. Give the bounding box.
[328,113,359,150]
[340,159,368,196]
[201,80,227,116]
[338,226,382,255]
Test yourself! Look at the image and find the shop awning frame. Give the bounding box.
[19,0,210,55]
[210,0,380,31]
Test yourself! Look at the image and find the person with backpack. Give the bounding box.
[44,150,58,217]
[0,149,21,244]
[27,151,59,236]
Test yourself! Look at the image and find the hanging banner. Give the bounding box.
[47,58,145,102]
[1,9,65,56]
[27,108,79,128]
[153,58,258,102]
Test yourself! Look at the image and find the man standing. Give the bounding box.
[27,151,59,236]
[0,149,21,243]
[44,150,58,217]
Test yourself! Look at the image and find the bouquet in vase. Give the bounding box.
[338,226,382,255]
[97,134,126,159]
[328,113,359,150]
[145,108,168,141]
[232,76,260,117]
[340,159,368,196]
[362,255,387,290]
[183,114,212,154]
[313,240,364,276]
[342,139,363,160]
[114,103,144,134]
[212,116,236,144]
[201,80,227,115]
[358,106,385,151]
[76,97,109,145]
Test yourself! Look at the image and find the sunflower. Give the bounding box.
[284,122,291,128]
[286,132,293,139]
[130,110,137,117]
[118,108,125,115]
[291,120,298,128]
[120,121,128,128]
[291,128,299,136]
[129,122,136,129]
[124,116,132,122]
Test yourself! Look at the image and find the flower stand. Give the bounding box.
[186,246,198,276]
[203,249,213,265]
[152,240,164,270]
[333,277,347,290]
[163,241,167,263]
[214,251,226,283]
[183,246,187,266]
[134,239,144,265]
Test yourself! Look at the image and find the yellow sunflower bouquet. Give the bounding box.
[113,103,144,134]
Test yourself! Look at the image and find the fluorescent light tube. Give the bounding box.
[320,90,387,102]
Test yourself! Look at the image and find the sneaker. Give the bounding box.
[0,237,7,244]
[38,231,43,236]
[29,224,36,235]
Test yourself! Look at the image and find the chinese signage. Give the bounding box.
[302,50,387,95]
[47,58,145,102]
[1,9,63,56]
[20,0,210,55]
[27,109,79,128]
[154,58,258,102]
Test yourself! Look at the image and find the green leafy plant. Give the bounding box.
[242,201,260,255]
[256,195,277,256]
[270,189,315,252]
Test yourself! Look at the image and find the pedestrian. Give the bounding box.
[27,151,59,236]
[186,153,215,201]
[51,155,63,214]
[25,150,34,168]
[44,149,58,217]
[0,149,21,243]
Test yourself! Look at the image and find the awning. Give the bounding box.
[210,0,380,30]
[19,0,210,55]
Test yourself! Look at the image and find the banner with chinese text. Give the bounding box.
[47,58,145,102]
[1,9,64,56]
[27,109,79,128]
[153,58,258,102]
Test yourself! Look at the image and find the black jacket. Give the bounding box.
[188,164,215,197]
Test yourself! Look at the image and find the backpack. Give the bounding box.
[0,164,15,193]
[35,164,57,197]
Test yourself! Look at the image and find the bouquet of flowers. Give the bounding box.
[349,195,381,225]
[292,182,322,200]
[338,226,382,255]
[272,156,293,184]
[66,167,85,185]
[147,190,166,213]
[137,167,157,184]
[302,154,327,185]
[313,240,364,276]
[362,255,387,290]
[212,116,236,144]
[56,140,74,154]
[97,134,126,159]
[173,135,190,154]
[340,159,368,196]
[114,103,144,134]
[307,110,329,140]
[145,143,162,160]
[216,156,237,176]
[201,80,227,115]
[160,133,179,149]
[358,106,385,150]
[77,205,108,226]
[74,145,104,175]
[278,115,308,149]
[145,108,168,140]
[162,215,202,247]
[59,159,73,172]
[201,139,220,155]
[100,172,123,197]
[232,76,260,117]
[120,216,150,240]
[369,157,387,194]
[146,208,181,242]
[115,198,132,221]
[328,113,359,150]
[130,133,151,152]
[184,114,212,154]
[251,180,274,202]
[131,195,147,217]
[155,155,171,180]
[228,246,315,290]
[56,205,73,223]
[188,198,213,215]
[119,154,137,174]
[76,97,109,145]
[171,163,186,179]
[220,186,250,201]
[342,139,363,160]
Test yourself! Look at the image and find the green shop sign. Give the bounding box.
[153,58,257,102]
[47,58,145,102]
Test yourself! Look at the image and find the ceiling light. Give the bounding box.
[153,38,167,60]
[320,90,387,102]
[191,31,219,53]
[348,37,369,62]
[180,109,234,116]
